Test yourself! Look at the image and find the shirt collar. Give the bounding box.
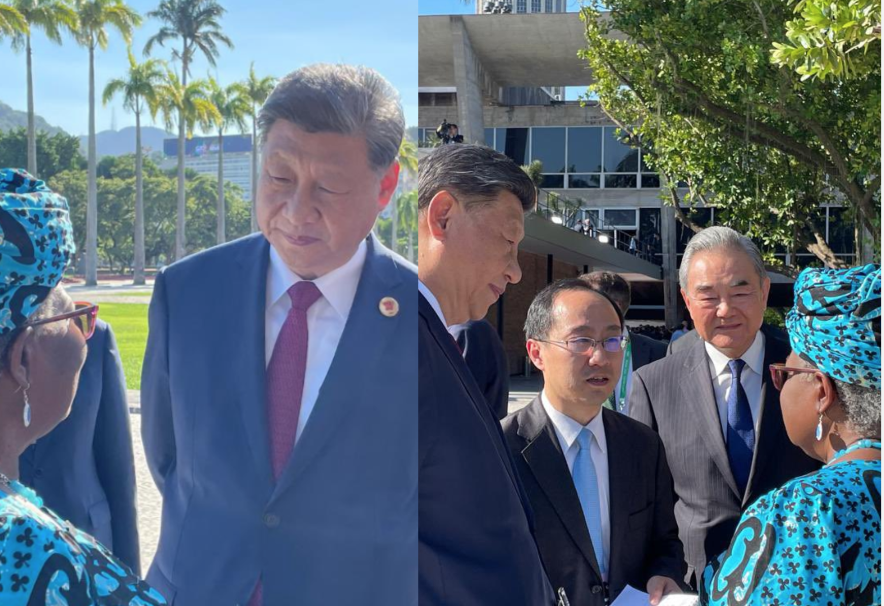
[267,238,367,319]
[704,330,766,377]
[540,390,607,455]
[418,280,448,328]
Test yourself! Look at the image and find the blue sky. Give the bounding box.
[0,0,417,137]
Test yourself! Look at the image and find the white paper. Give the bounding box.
[610,585,699,606]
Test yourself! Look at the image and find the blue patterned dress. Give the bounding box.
[702,459,881,606]
[0,479,166,606]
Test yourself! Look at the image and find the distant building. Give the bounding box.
[162,134,254,202]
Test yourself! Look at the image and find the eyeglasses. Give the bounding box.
[768,363,822,391]
[29,302,99,340]
[537,336,627,355]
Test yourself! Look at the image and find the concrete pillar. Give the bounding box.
[450,16,485,144]
[661,201,679,328]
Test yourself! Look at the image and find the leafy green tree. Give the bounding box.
[103,50,165,284]
[242,62,276,231]
[144,0,233,259]
[76,0,141,285]
[390,139,418,254]
[8,0,78,176]
[580,1,880,269]
[206,76,250,244]
[0,128,85,180]
[771,0,881,81]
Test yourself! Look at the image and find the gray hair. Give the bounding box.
[418,144,536,213]
[0,287,68,370]
[524,278,624,341]
[834,380,881,437]
[257,63,404,171]
[679,226,767,291]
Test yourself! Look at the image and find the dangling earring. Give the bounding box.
[22,388,31,428]
[815,413,823,441]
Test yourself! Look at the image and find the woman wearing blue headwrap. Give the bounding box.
[702,264,881,606]
[0,169,166,605]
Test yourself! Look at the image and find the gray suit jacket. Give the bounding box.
[142,233,417,605]
[501,398,685,605]
[630,335,820,587]
[20,320,140,574]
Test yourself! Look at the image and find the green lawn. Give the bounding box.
[98,303,149,391]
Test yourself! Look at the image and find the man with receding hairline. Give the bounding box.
[418,144,557,606]
[142,64,417,605]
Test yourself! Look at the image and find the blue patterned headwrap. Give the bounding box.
[0,169,76,336]
[786,264,881,389]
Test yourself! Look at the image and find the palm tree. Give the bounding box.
[144,0,232,260]
[395,190,418,263]
[76,0,140,286]
[9,0,77,176]
[102,50,164,285]
[152,70,220,255]
[0,5,27,37]
[390,138,418,254]
[242,62,275,232]
[207,77,249,244]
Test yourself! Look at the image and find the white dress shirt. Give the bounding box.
[704,331,765,439]
[265,239,367,441]
[540,391,610,580]
[418,280,448,328]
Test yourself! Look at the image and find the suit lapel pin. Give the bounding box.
[379,296,399,317]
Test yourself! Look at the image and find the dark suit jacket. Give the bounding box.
[666,323,788,356]
[419,293,555,606]
[142,233,417,605]
[20,320,140,574]
[630,333,820,587]
[501,397,685,605]
[451,319,510,420]
[630,332,667,371]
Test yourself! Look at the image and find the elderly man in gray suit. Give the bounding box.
[629,226,819,588]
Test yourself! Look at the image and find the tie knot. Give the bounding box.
[287,281,322,311]
[576,428,593,451]
[728,358,746,378]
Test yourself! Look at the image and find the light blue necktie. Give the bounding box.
[572,428,606,577]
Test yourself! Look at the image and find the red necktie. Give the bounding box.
[248,280,322,606]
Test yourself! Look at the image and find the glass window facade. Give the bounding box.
[517,0,526,12]
[531,0,541,12]
[495,128,529,165]
[531,127,566,174]
[567,127,602,173]
[603,126,638,173]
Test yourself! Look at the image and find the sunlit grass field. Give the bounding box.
[98,303,149,391]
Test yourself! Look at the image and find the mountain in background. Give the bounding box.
[0,100,66,136]
[78,126,174,158]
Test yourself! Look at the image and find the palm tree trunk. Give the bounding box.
[26,34,36,176]
[391,195,398,253]
[250,111,258,232]
[134,107,146,285]
[85,44,98,286]
[176,47,188,260]
[217,131,225,244]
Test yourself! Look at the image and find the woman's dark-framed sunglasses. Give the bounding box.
[30,302,99,340]
[768,363,822,391]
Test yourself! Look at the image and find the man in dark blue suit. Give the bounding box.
[142,64,417,605]
[450,319,510,420]
[418,144,557,606]
[19,318,140,573]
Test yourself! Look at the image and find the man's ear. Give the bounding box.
[6,327,33,390]
[425,190,458,241]
[526,339,545,372]
[377,161,400,211]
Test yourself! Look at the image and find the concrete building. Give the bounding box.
[419,11,856,373]
[161,134,254,202]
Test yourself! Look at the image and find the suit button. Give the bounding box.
[263,513,280,528]
[591,585,603,594]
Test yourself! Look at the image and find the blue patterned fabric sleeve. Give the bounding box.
[702,461,881,606]
[0,484,166,606]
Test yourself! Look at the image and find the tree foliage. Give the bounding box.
[579,1,880,269]
[771,0,881,82]
[0,128,85,180]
